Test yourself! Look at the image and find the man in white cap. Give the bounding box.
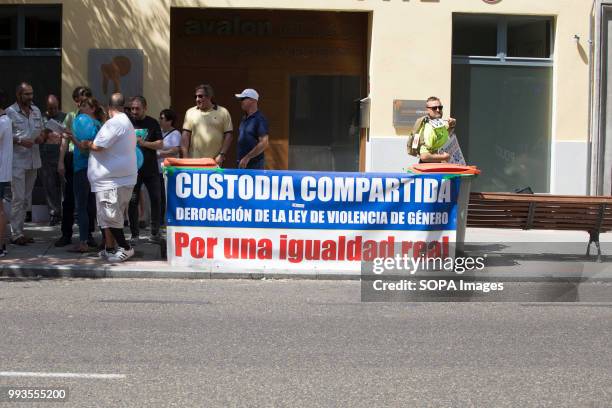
[234,88,269,169]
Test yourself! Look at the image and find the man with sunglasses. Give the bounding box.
[417,96,456,163]
[180,84,233,166]
[127,95,163,244]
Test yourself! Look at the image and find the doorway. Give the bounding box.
[288,75,361,171]
[170,8,368,170]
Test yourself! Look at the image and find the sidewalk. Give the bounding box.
[0,222,179,278]
[1,222,611,280]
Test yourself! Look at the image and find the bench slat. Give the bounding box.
[470,192,612,205]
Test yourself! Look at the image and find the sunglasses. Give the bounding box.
[427,105,443,111]
[195,94,206,99]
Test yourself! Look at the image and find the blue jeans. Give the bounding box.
[0,182,9,200]
[243,157,265,170]
[73,170,96,242]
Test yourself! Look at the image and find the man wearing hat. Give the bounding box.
[235,88,269,169]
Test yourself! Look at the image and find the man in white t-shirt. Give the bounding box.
[0,89,13,257]
[80,93,137,262]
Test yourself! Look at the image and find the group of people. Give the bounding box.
[0,82,270,261]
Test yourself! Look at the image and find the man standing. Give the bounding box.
[84,93,137,262]
[127,96,163,243]
[55,86,93,247]
[0,89,12,257]
[417,96,456,163]
[180,84,233,166]
[6,82,47,245]
[235,88,269,169]
[41,94,66,226]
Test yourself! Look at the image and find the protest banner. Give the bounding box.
[165,169,461,275]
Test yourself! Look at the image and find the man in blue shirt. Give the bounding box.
[234,89,269,169]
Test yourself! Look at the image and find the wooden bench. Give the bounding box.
[467,192,612,261]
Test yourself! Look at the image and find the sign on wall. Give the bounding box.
[165,169,460,275]
[88,49,144,102]
[393,100,428,127]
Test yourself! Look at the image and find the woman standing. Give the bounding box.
[66,97,104,252]
[157,109,180,227]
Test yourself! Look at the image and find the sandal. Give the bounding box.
[11,236,28,246]
[67,243,90,253]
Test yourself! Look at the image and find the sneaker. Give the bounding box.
[49,216,61,226]
[98,249,112,260]
[129,235,139,246]
[54,236,72,247]
[0,248,6,258]
[107,247,134,263]
[148,233,161,244]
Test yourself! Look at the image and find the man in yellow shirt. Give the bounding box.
[180,84,233,166]
[418,96,456,163]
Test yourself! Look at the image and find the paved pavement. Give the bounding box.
[1,222,611,280]
[1,279,612,407]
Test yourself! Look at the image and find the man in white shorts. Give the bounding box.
[83,93,137,262]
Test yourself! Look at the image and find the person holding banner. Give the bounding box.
[417,96,456,163]
[235,88,269,170]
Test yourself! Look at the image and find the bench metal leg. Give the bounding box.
[586,231,602,262]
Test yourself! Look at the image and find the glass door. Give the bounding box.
[288,75,361,171]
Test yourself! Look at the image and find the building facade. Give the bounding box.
[0,0,603,194]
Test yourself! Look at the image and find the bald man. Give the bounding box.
[41,94,66,226]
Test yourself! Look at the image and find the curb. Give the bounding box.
[2,264,612,282]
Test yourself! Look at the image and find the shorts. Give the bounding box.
[96,186,133,229]
[0,181,10,200]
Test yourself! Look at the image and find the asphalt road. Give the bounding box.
[1,278,612,407]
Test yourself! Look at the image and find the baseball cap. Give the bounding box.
[235,88,259,101]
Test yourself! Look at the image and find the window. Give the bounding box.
[0,9,17,50]
[452,15,498,57]
[25,6,61,49]
[453,14,553,59]
[451,14,553,192]
[507,18,551,58]
[0,5,62,109]
[0,5,61,51]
